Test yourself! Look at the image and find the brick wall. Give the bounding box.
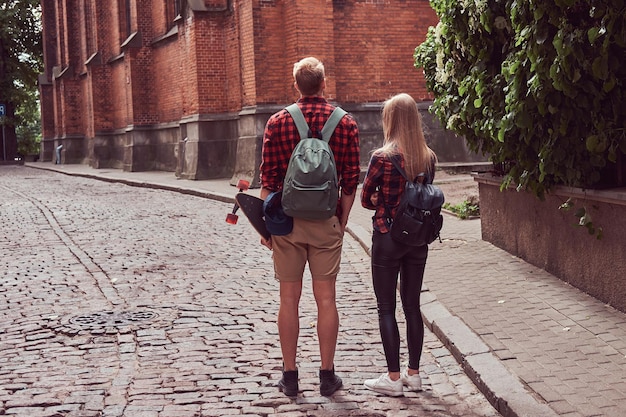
[40,0,439,171]
[152,40,184,121]
[239,1,256,106]
[332,1,436,102]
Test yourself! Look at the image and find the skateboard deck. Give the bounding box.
[235,193,271,240]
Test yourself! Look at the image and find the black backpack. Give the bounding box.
[386,156,445,246]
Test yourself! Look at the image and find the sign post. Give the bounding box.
[0,104,6,161]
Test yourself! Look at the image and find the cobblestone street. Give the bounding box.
[0,165,499,417]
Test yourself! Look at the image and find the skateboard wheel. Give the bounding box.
[236,179,250,191]
[226,213,239,224]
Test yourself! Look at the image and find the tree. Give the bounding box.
[0,0,43,159]
[415,0,626,199]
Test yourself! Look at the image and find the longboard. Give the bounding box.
[234,193,271,240]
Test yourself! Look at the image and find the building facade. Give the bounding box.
[40,0,466,184]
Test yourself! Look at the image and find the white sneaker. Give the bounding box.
[364,373,403,397]
[401,369,422,391]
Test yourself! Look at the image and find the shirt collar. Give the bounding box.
[297,96,327,104]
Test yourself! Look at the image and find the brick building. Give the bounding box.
[39,0,465,183]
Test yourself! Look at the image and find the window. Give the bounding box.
[167,0,182,22]
[118,0,131,41]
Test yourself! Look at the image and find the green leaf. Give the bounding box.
[603,76,616,92]
[588,27,601,44]
[559,198,573,211]
[536,24,550,45]
[596,228,604,240]
[608,149,617,163]
[574,207,586,218]
[586,136,599,152]
[592,56,609,80]
[497,128,505,142]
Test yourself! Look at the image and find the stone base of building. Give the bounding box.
[41,135,86,165]
[476,174,626,313]
[39,102,488,184]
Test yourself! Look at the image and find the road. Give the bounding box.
[0,165,499,417]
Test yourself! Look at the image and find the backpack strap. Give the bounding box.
[320,107,347,143]
[389,155,429,184]
[285,104,311,141]
[382,156,407,226]
[286,104,346,143]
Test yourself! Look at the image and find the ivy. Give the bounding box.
[558,198,604,239]
[415,0,626,199]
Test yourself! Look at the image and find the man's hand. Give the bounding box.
[261,236,272,250]
[259,186,274,249]
[339,189,356,234]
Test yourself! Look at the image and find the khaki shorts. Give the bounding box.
[272,216,344,282]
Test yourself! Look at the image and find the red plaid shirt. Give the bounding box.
[361,152,436,233]
[260,97,361,218]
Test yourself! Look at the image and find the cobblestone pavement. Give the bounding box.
[0,165,500,417]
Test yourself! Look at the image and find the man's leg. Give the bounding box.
[278,280,303,371]
[312,278,339,370]
[313,277,343,396]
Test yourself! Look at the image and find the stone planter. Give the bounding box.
[476,174,626,313]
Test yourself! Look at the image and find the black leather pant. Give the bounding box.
[371,231,428,372]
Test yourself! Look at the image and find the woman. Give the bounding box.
[361,93,437,397]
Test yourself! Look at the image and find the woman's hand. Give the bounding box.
[370,191,379,206]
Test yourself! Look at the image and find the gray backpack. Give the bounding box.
[281,103,346,219]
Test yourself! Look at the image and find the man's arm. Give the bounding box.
[259,115,281,250]
[337,116,360,231]
[339,190,356,232]
[260,187,272,201]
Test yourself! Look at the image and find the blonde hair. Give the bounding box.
[293,57,325,96]
[378,93,436,180]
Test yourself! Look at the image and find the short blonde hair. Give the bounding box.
[293,57,325,96]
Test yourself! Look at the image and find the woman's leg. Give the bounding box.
[371,232,404,373]
[399,244,428,371]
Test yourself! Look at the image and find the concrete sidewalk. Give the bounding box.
[25,162,626,417]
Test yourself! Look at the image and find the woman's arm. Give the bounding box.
[361,154,383,210]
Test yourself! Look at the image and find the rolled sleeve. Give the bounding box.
[338,117,360,196]
[361,154,383,209]
[260,113,286,192]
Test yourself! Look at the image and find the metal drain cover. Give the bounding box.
[69,310,159,328]
[52,307,178,335]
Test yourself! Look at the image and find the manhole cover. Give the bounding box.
[68,309,159,328]
[51,307,179,335]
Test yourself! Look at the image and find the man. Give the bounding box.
[259,56,360,397]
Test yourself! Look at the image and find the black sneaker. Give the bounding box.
[319,368,343,396]
[278,370,298,397]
